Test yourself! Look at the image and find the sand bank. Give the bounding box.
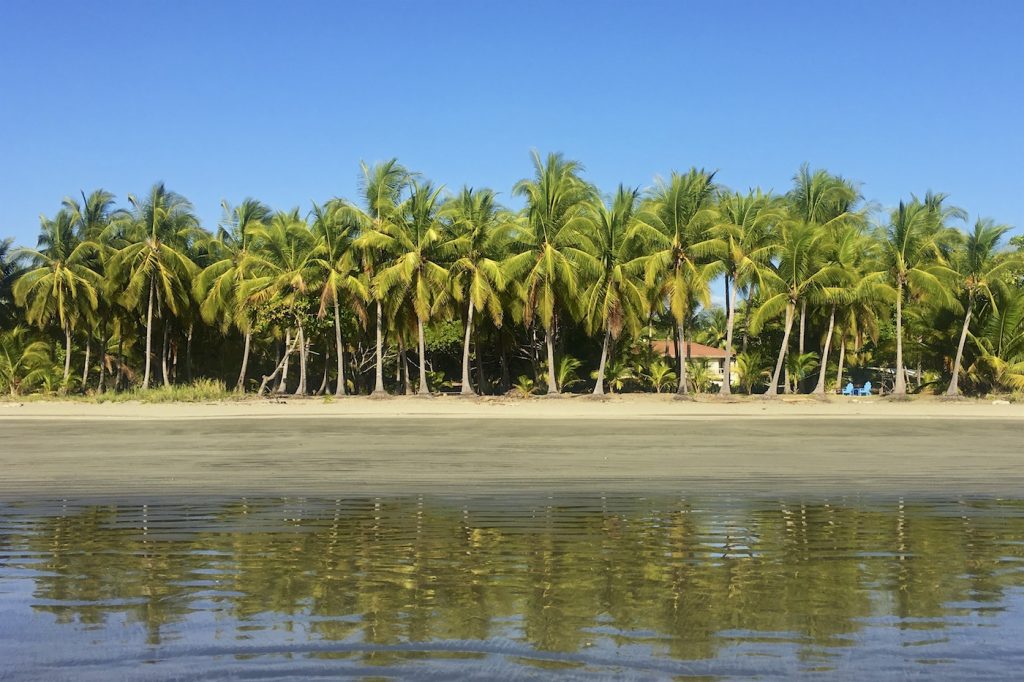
[2,396,1022,498]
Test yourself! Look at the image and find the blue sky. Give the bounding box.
[2,0,1022,247]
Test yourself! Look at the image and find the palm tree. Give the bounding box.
[243,210,318,395]
[752,221,840,395]
[506,151,595,395]
[108,183,200,389]
[945,219,1018,396]
[630,169,721,396]
[576,186,646,395]
[363,180,449,395]
[0,326,50,396]
[13,210,101,388]
[442,187,510,395]
[342,159,409,395]
[881,194,963,396]
[194,198,273,391]
[311,200,369,396]
[712,189,782,394]
[0,238,23,327]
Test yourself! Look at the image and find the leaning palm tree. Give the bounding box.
[630,169,721,396]
[341,159,409,395]
[880,194,963,396]
[365,180,449,395]
[13,210,101,388]
[576,186,646,395]
[711,189,782,394]
[505,151,595,394]
[242,210,319,395]
[752,221,841,395]
[311,200,369,396]
[194,198,273,391]
[442,187,510,395]
[945,219,1018,396]
[107,183,200,389]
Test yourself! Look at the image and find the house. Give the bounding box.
[650,339,735,387]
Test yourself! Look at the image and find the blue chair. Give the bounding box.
[842,382,855,396]
[858,381,872,396]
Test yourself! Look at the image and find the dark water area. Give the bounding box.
[2,494,1024,679]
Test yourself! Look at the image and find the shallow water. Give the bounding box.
[2,493,1024,679]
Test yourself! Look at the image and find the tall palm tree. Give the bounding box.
[365,180,449,395]
[576,186,646,395]
[506,151,595,395]
[243,210,318,395]
[311,200,369,396]
[108,183,200,389]
[752,221,841,395]
[342,159,409,395]
[442,187,510,395]
[945,219,1018,396]
[881,194,963,396]
[711,190,782,394]
[13,210,101,387]
[630,169,720,396]
[194,198,273,391]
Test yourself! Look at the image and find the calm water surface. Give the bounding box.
[2,493,1024,680]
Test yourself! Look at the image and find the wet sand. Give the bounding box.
[2,396,1023,498]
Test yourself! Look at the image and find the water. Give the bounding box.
[2,493,1024,679]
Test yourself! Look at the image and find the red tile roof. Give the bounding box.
[651,339,731,359]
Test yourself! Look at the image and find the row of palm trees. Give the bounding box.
[2,153,1022,398]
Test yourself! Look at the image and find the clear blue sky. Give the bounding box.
[2,0,1022,248]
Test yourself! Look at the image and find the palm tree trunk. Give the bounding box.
[237,330,251,393]
[81,334,91,389]
[417,318,429,395]
[115,332,124,391]
[161,321,171,388]
[946,299,972,397]
[894,281,907,395]
[741,286,754,353]
[722,274,735,395]
[317,342,329,395]
[813,305,836,395]
[97,327,107,394]
[258,334,299,395]
[676,322,689,396]
[461,304,475,395]
[767,303,794,396]
[333,298,346,396]
[373,300,385,395]
[62,327,72,389]
[836,337,846,390]
[294,322,307,395]
[545,327,558,394]
[142,278,155,390]
[403,349,413,395]
[185,324,193,383]
[593,327,611,396]
[475,331,486,395]
[799,299,807,355]
[276,329,291,393]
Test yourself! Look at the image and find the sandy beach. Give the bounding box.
[2,395,1022,498]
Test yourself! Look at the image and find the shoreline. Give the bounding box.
[2,393,1023,422]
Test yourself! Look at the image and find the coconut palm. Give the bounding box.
[880,194,963,396]
[506,151,595,394]
[194,198,273,391]
[13,210,101,388]
[964,285,1024,392]
[107,183,200,389]
[362,180,450,395]
[630,169,721,396]
[0,326,51,395]
[311,200,369,396]
[576,186,646,395]
[242,210,318,395]
[711,189,782,394]
[442,187,510,395]
[752,221,841,395]
[945,219,1018,396]
[342,159,409,395]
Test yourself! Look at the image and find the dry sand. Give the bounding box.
[2,395,1022,498]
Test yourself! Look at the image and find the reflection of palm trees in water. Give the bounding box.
[7,496,1024,665]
